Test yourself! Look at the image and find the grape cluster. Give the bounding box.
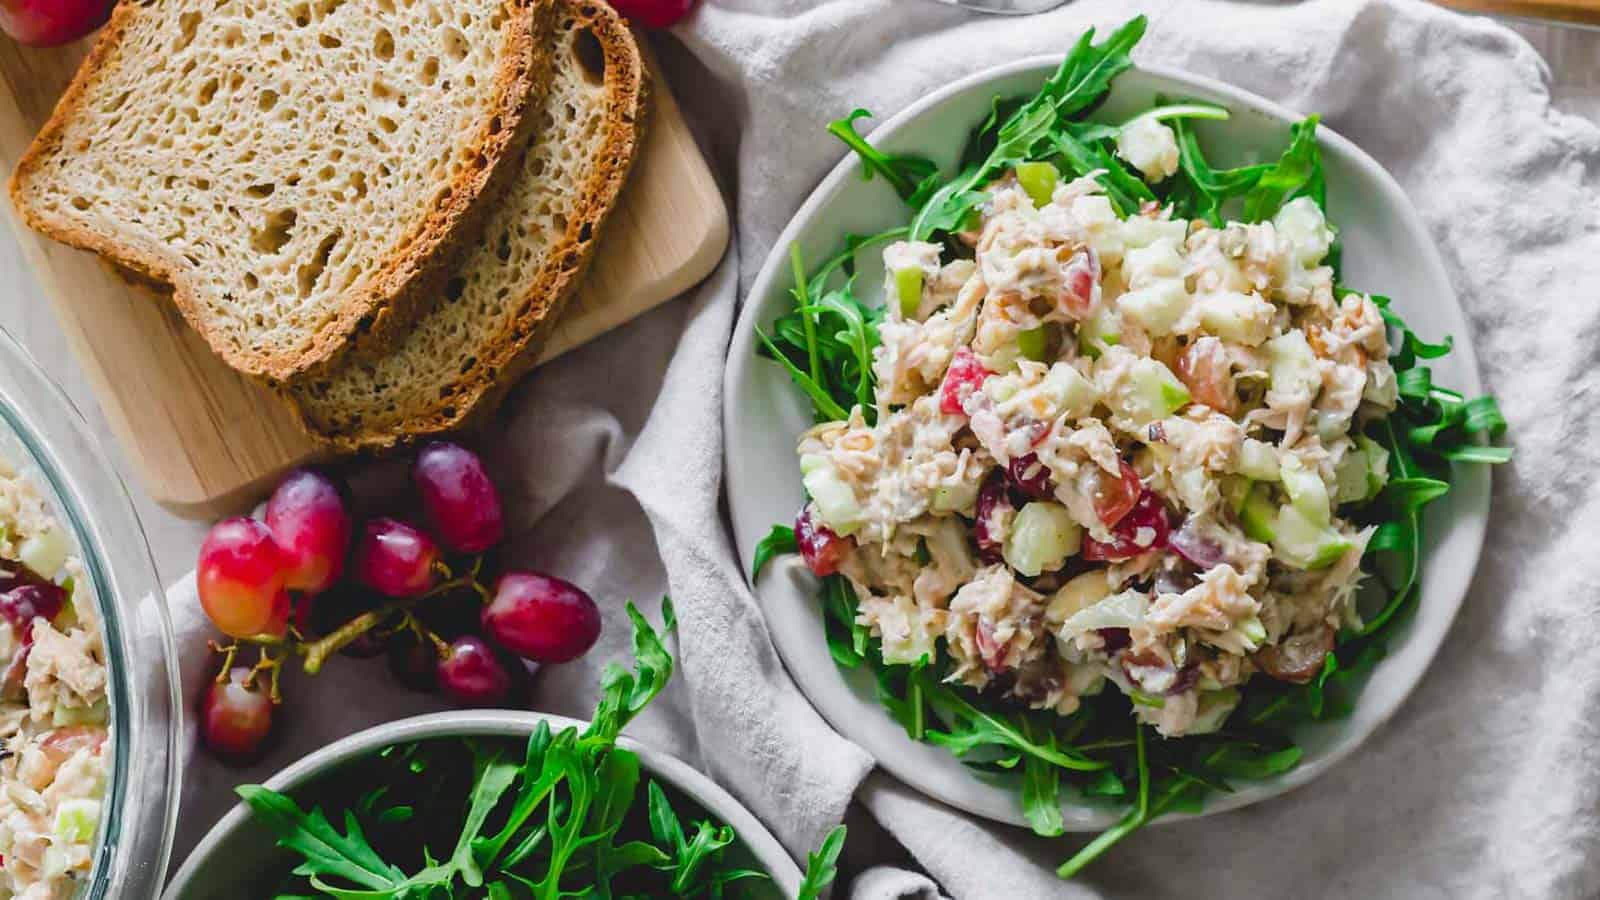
[194,442,602,764]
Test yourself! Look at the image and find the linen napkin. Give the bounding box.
[164,1,1600,897]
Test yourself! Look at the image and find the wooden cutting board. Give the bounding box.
[0,31,726,519]
[1436,0,1600,25]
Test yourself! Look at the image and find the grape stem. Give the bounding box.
[297,555,490,675]
[301,608,389,674]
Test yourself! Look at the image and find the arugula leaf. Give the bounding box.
[1022,753,1066,837]
[1242,115,1322,221]
[236,786,434,896]
[751,525,797,583]
[586,601,675,742]
[796,825,847,900]
[908,16,1146,239]
[827,109,942,205]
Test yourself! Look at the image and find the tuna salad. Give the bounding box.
[796,176,1391,738]
[0,455,109,899]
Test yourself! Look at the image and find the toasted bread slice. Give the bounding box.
[9,0,551,381]
[284,0,646,450]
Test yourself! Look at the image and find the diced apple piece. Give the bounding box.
[1236,438,1281,482]
[1046,570,1115,626]
[800,455,863,536]
[1267,331,1321,397]
[1279,456,1331,526]
[1271,504,1353,570]
[1196,291,1274,345]
[1003,502,1082,577]
[1039,363,1098,420]
[1077,304,1122,358]
[1121,214,1188,249]
[1118,278,1189,337]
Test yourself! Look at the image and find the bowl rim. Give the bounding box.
[722,55,1488,830]
[0,325,181,897]
[163,710,804,898]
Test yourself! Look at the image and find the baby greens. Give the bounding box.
[240,600,845,899]
[754,15,1508,879]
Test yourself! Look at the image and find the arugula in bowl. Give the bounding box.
[237,602,846,899]
[751,15,1507,876]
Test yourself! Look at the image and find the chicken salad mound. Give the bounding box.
[797,161,1395,738]
[0,455,109,899]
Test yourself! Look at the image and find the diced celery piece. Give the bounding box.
[1358,434,1390,499]
[1267,331,1320,397]
[53,699,108,728]
[1240,615,1267,647]
[1017,325,1050,362]
[894,266,924,319]
[802,464,863,536]
[1003,502,1082,577]
[1272,504,1353,570]
[1221,475,1252,516]
[1077,305,1122,359]
[1239,482,1278,543]
[1117,278,1188,337]
[1237,438,1281,481]
[1279,456,1331,526]
[1333,445,1371,505]
[1188,689,1241,734]
[1015,161,1059,209]
[55,799,100,844]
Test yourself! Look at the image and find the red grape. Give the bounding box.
[938,347,991,416]
[414,443,504,554]
[437,636,512,705]
[1090,460,1143,528]
[0,583,65,641]
[387,632,439,692]
[0,0,113,47]
[481,572,601,664]
[353,518,439,598]
[794,507,850,577]
[608,0,696,29]
[201,667,273,764]
[1082,490,1171,562]
[197,518,292,639]
[973,472,1012,564]
[1006,453,1054,500]
[265,469,351,595]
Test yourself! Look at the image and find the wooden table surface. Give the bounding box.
[1,12,1597,586]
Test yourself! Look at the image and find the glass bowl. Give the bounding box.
[0,325,180,898]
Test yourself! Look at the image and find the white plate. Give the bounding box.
[724,58,1490,831]
[163,711,801,899]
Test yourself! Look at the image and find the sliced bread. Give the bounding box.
[9,0,551,381]
[283,0,647,450]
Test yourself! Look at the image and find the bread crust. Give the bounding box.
[7,0,553,383]
[285,0,651,451]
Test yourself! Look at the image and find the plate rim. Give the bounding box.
[722,54,1488,830]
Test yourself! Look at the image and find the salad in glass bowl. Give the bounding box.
[748,16,1509,875]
